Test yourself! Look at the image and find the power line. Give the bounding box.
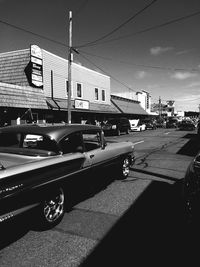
[73,0,90,19]
[0,19,69,48]
[78,49,200,73]
[75,9,200,48]
[75,0,158,48]
[78,52,138,93]
[2,16,199,74]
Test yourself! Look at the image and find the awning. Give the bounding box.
[111,97,148,115]
[0,82,48,109]
[47,98,119,114]
[46,99,60,109]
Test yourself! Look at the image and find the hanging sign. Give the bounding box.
[30,45,43,87]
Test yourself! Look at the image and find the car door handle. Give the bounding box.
[90,154,95,158]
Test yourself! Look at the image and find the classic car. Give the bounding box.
[0,124,135,228]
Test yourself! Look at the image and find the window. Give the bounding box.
[95,88,99,101]
[60,132,83,154]
[66,80,73,98]
[66,80,69,96]
[82,131,101,151]
[77,83,82,98]
[102,90,105,101]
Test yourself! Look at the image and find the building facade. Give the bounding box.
[0,45,149,126]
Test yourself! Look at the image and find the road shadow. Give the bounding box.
[0,214,30,250]
[0,172,116,247]
[177,133,200,156]
[80,178,199,266]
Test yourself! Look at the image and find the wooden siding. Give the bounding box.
[42,49,111,105]
[0,49,30,86]
[0,82,48,109]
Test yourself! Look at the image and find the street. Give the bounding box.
[0,128,199,266]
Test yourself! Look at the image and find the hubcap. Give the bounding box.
[122,158,130,177]
[43,189,65,223]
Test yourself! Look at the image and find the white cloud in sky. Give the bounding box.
[176,94,200,102]
[187,81,200,88]
[150,46,173,56]
[171,71,197,80]
[174,93,200,111]
[176,50,189,55]
[135,70,148,79]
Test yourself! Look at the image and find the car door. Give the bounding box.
[82,130,116,172]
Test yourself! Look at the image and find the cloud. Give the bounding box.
[176,50,189,55]
[176,94,200,102]
[150,46,173,56]
[171,71,197,80]
[187,82,200,88]
[135,70,148,79]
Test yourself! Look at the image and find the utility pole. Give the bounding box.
[198,104,200,119]
[159,96,161,120]
[67,11,72,124]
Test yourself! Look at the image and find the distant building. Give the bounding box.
[112,89,152,114]
[136,90,151,114]
[151,100,176,117]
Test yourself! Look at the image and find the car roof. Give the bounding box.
[0,123,101,142]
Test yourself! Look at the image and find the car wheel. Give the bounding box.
[38,187,65,229]
[119,157,130,180]
[126,128,130,134]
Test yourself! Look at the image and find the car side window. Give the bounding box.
[59,132,83,154]
[83,131,101,151]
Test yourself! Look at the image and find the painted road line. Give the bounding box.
[133,140,144,145]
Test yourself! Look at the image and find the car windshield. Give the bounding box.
[106,119,118,124]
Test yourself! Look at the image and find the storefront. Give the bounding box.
[0,45,148,125]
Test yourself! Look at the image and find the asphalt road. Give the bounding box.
[0,128,199,266]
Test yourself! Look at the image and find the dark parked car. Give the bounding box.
[183,152,200,224]
[197,120,200,135]
[0,124,135,228]
[178,120,196,131]
[141,118,157,130]
[166,118,179,128]
[155,119,166,128]
[102,117,131,136]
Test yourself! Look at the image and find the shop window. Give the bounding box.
[95,88,99,101]
[77,83,82,98]
[66,80,73,98]
[102,90,105,101]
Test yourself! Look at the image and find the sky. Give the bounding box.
[0,0,200,111]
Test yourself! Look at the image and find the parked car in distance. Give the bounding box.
[197,120,200,135]
[178,120,196,131]
[129,119,146,131]
[166,117,179,128]
[102,117,131,136]
[183,151,200,224]
[155,118,166,128]
[141,118,157,130]
[0,124,135,229]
